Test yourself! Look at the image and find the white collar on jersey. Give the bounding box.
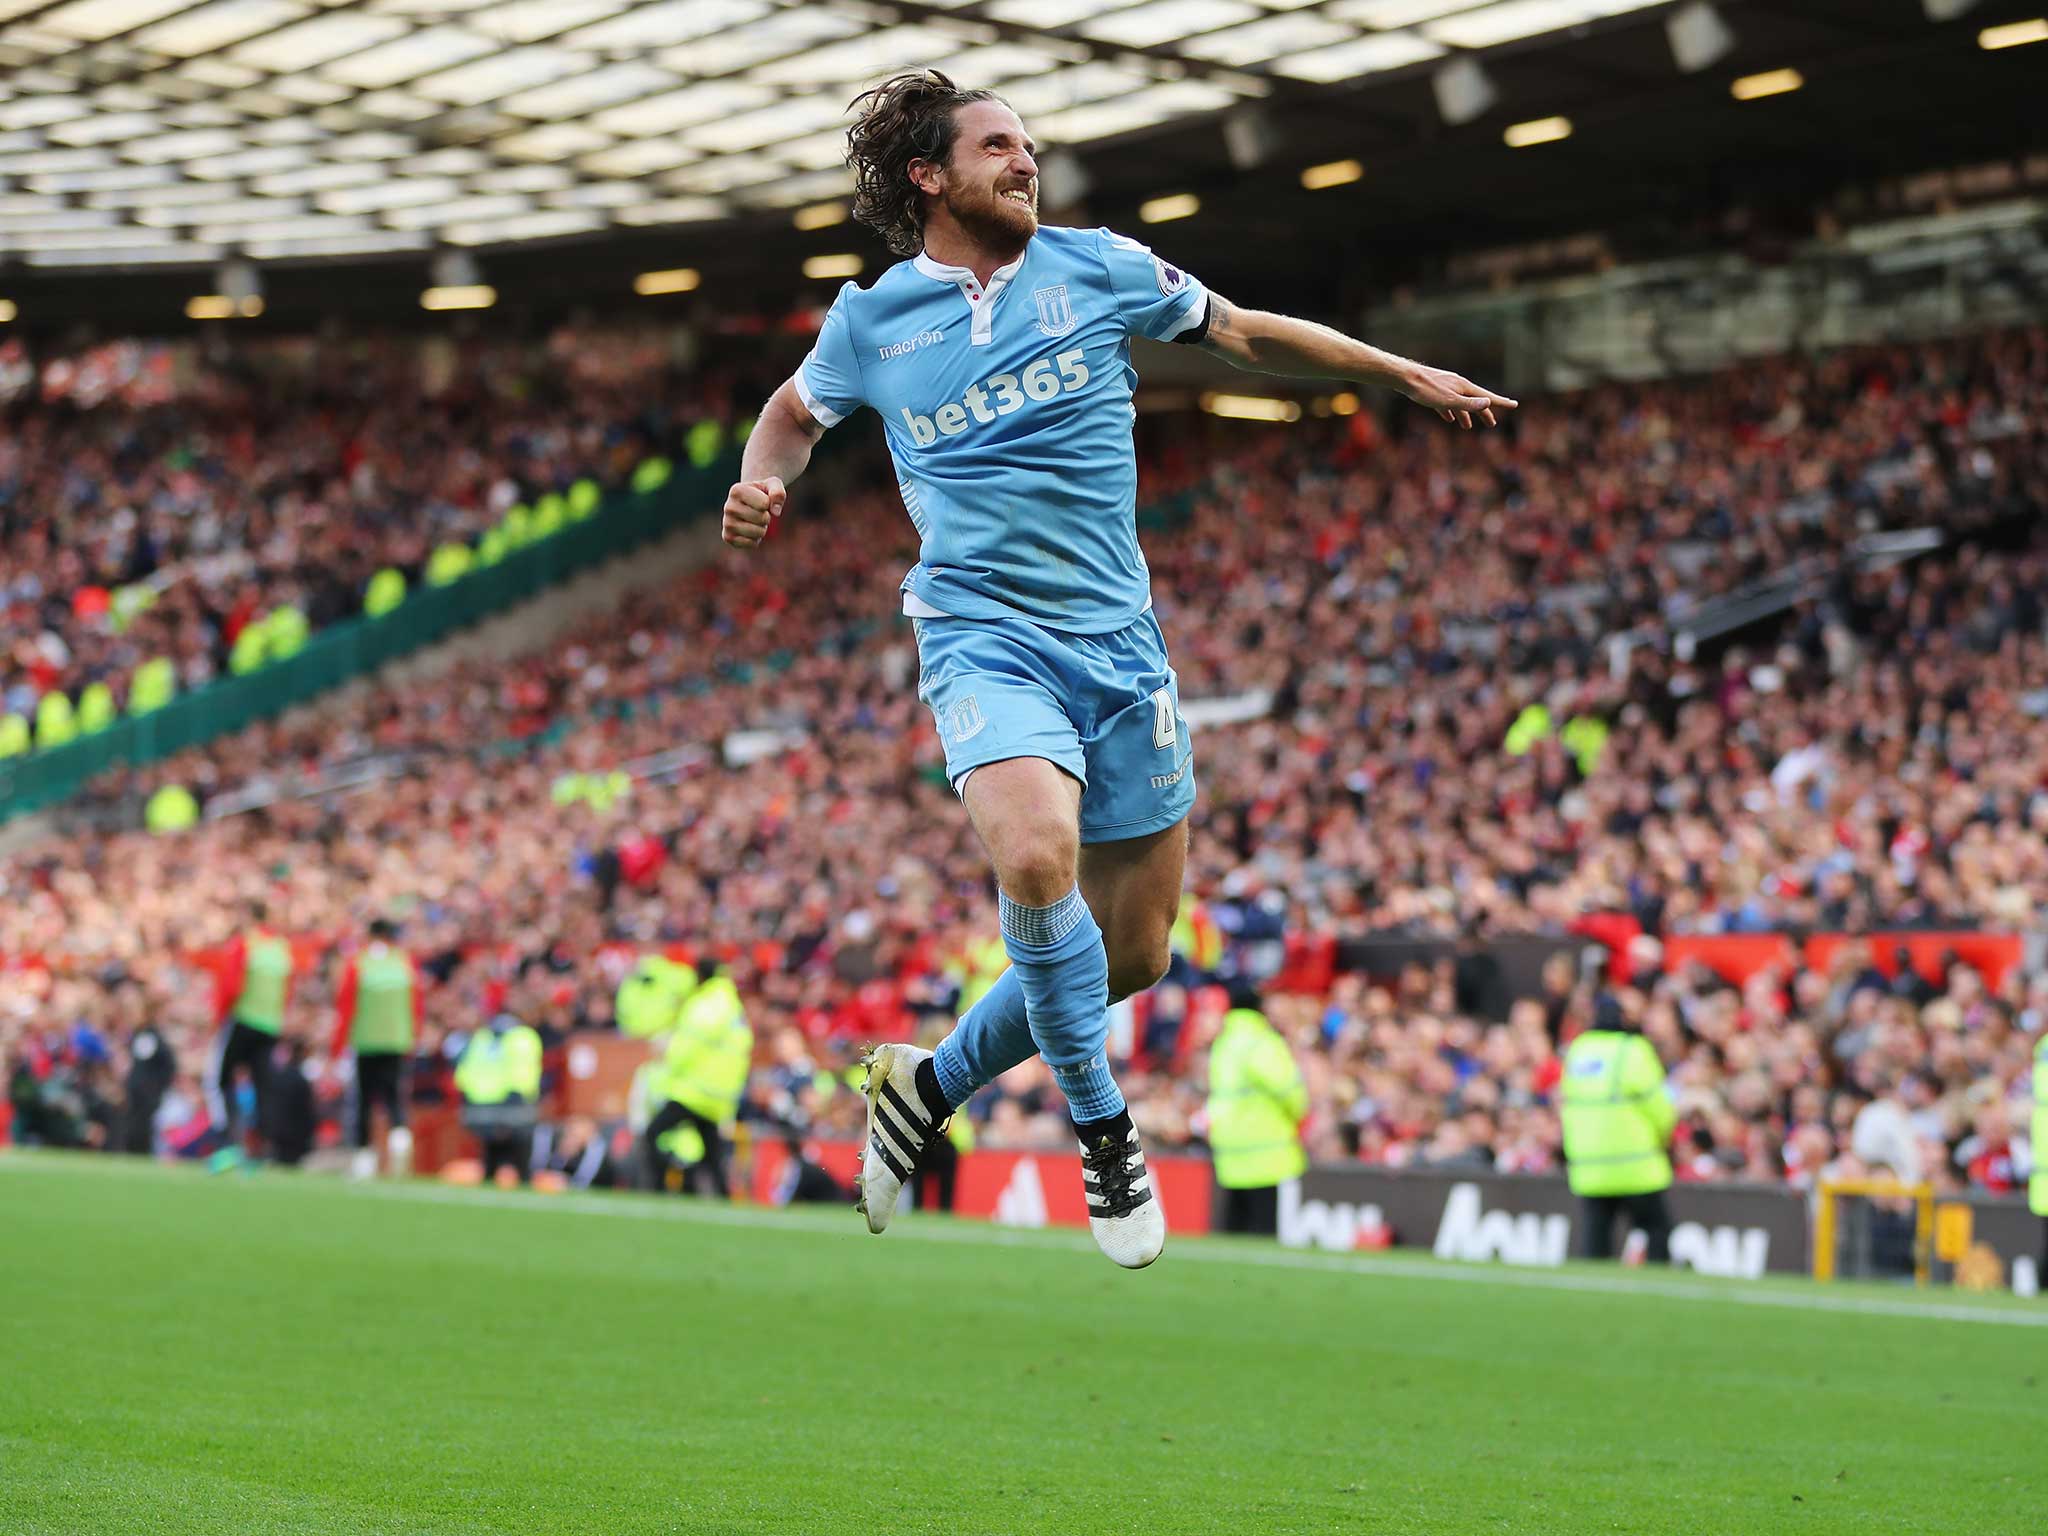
[912,248,1026,347]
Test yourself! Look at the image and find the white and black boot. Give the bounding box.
[1076,1112,1166,1269]
[855,1043,951,1234]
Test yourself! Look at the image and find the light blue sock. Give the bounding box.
[999,887,1125,1125]
[932,966,1033,1109]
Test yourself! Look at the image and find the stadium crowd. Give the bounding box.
[0,327,764,745]
[3,323,2045,1201]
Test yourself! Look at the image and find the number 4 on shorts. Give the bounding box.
[1151,688,1176,750]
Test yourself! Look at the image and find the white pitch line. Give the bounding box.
[7,1154,2045,1329]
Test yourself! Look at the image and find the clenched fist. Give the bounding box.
[722,476,786,549]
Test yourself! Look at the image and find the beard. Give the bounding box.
[943,179,1037,249]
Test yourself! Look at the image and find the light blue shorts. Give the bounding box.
[914,610,1195,845]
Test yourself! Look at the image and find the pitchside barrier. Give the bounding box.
[391,1031,2042,1292]
[1275,1163,2041,1293]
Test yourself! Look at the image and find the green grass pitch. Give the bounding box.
[2,1153,2041,1535]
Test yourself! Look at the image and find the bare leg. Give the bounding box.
[1079,815,1189,1002]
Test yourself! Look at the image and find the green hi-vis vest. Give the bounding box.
[660,977,752,1125]
[1559,1029,1675,1197]
[456,1022,543,1105]
[2031,1035,2046,1217]
[1206,1008,1309,1190]
[959,936,1008,1013]
[34,689,76,751]
[631,456,671,495]
[352,944,416,1055]
[685,420,724,469]
[566,479,601,521]
[425,542,473,587]
[1559,713,1609,776]
[236,932,294,1035]
[1504,702,1553,756]
[265,605,309,661]
[229,620,269,675]
[76,681,116,735]
[0,714,28,758]
[128,656,176,715]
[500,504,533,550]
[616,955,698,1039]
[550,770,631,812]
[658,1117,707,1165]
[364,567,406,618]
[145,783,199,833]
[531,492,566,539]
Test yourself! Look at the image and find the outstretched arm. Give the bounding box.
[721,379,826,549]
[1201,293,1517,429]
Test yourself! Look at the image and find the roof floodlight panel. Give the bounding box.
[1180,12,1356,64]
[39,0,195,42]
[1422,1,1598,49]
[500,61,677,120]
[1078,0,1261,50]
[579,137,700,177]
[682,94,853,156]
[588,82,773,138]
[382,192,534,228]
[132,0,309,58]
[656,7,863,74]
[414,47,595,106]
[477,0,621,43]
[324,26,498,89]
[983,0,1112,27]
[442,208,601,244]
[563,0,768,52]
[1003,63,1160,117]
[1331,0,1488,26]
[1033,80,1241,144]
[493,123,613,162]
[746,25,973,87]
[44,110,162,145]
[1268,29,1444,80]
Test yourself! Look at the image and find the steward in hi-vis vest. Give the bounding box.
[643,971,752,1198]
[330,919,424,1178]
[1206,1002,1308,1236]
[457,1010,545,1186]
[208,902,297,1157]
[1560,998,1676,1262]
[616,954,698,1040]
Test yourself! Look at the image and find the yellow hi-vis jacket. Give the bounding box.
[616,954,698,1039]
[1206,1008,1308,1190]
[1559,1029,1675,1197]
[2031,1034,2046,1217]
[659,977,752,1125]
[456,1020,543,1105]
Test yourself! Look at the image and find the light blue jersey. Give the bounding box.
[794,224,1208,633]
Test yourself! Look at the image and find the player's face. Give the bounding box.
[941,99,1038,247]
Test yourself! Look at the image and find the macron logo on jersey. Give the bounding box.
[899,346,1091,447]
[879,330,944,362]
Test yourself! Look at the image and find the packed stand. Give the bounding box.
[4,325,2045,1197]
[0,327,765,755]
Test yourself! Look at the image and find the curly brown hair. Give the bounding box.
[846,70,1004,258]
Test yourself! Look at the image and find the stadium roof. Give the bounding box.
[0,0,1703,269]
[0,0,2042,318]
